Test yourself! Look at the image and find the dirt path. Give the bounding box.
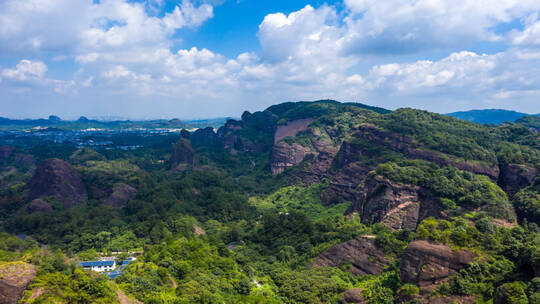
[116,290,143,304]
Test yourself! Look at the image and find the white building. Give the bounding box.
[79,260,116,272]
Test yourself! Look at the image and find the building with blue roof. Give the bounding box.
[105,258,134,279]
[79,260,116,272]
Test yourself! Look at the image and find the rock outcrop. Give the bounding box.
[270,142,313,174]
[27,158,87,208]
[0,261,37,304]
[400,240,477,292]
[104,183,137,208]
[170,138,195,170]
[26,198,53,214]
[191,127,220,146]
[498,164,538,196]
[340,289,365,304]
[310,237,390,276]
[274,118,314,143]
[343,124,500,180]
[217,110,277,153]
[359,176,422,230]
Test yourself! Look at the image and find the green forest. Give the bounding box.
[0,100,539,304]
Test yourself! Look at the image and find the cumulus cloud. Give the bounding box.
[0,0,214,58]
[510,14,540,47]
[342,0,540,54]
[2,0,540,117]
[2,60,48,81]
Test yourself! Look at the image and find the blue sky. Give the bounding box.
[0,0,539,119]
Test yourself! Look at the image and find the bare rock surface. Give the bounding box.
[170,138,195,169]
[0,261,37,304]
[498,163,538,196]
[28,158,87,208]
[105,183,137,208]
[360,176,421,230]
[270,142,313,174]
[26,198,53,214]
[340,288,366,304]
[310,237,389,276]
[400,240,477,292]
[274,118,314,143]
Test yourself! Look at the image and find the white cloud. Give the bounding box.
[76,53,100,63]
[342,0,540,54]
[0,0,214,60]
[367,51,496,92]
[1,60,47,80]
[258,5,344,63]
[510,14,540,47]
[2,1,540,117]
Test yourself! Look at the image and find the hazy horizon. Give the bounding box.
[1,102,538,122]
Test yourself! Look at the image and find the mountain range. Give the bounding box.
[446,109,539,125]
[0,100,539,304]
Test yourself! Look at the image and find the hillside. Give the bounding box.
[446,109,537,124]
[517,115,540,132]
[0,100,539,303]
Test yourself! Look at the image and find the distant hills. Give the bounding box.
[446,109,539,125]
[0,115,230,131]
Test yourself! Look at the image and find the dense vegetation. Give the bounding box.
[0,100,538,303]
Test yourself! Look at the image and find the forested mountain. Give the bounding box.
[1,100,539,303]
[446,109,538,125]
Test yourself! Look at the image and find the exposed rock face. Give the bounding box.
[274,118,314,143]
[0,261,37,304]
[321,162,371,206]
[170,138,195,170]
[191,127,220,146]
[400,240,477,292]
[340,289,365,304]
[270,142,312,174]
[217,110,277,153]
[360,176,422,230]
[498,164,538,196]
[26,198,53,214]
[28,158,87,209]
[343,124,500,180]
[104,183,137,208]
[310,237,390,276]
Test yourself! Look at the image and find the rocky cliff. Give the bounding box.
[344,124,500,180]
[400,240,477,293]
[26,198,53,214]
[274,118,314,143]
[340,289,365,304]
[0,261,36,304]
[217,110,277,153]
[498,164,538,196]
[358,176,421,230]
[310,237,390,276]
[191,127,220,146]
[27,158,87,209]
[104,183,137,208]
[170,138,195,170]
[270,142,313,174]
